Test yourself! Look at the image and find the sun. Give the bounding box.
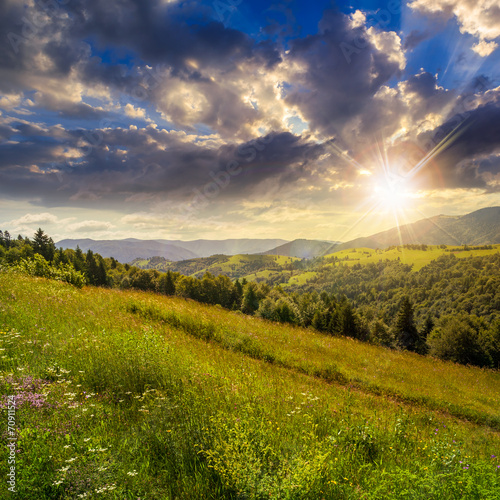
[372,175,413,212]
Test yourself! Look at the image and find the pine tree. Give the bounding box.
[394,296,422,352]
[241,283,259,314]
[85,250,99,285]
[97,259,108,286]
[33,228,55,261]
[4,231,11,248]
[161,270,176,295]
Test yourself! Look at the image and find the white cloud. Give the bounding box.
[10,212,61,226]
[410,0,500,53]
[0,93,22,110]
[124,103,147,119]
[67,220,115,232]
[471,40,499,57]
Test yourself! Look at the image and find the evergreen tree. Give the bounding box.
[72,246,85,272]
[4,231,11,248]
[339,301,358,338]
[85,250,99,285]
[97,259,108,286]
[241,283,259,314]
[421,315,434,340]
[32,228,55,261]
[394,296,422,352]
[160,270,176,295]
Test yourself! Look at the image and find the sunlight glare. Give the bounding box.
[373,176,413,212]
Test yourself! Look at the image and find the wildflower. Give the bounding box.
[127,470,138,476]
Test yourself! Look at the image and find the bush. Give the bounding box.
[427,313,493,367]
[14,254,86,288]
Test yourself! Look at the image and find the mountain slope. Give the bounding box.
[163,238,289,257]
[261,239,337,258]
[131,253,299,279]
[327,207,500,253]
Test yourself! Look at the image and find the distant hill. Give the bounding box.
[56,208,499,262]
[56,239,198,263]
[56,238,289,263]
[131,253,300,280]
[162,238,288,258]
[261,239,338,258]
[326,207,500,253]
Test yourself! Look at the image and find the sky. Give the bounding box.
[0,0,499,243]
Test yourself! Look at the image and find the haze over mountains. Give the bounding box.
[56,207,500,262]
[56,238,289,263]
[327,207,500,254]
[260,239,337,259]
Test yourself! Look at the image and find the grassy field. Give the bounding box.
[136,254,301,280]
[322,245,500,272]
[1,272,500,498]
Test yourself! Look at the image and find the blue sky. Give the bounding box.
[0,0,499,242]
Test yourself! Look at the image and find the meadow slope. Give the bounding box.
[0,272,499,499]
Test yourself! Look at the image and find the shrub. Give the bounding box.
[427,313,493,367]
[14,254,86,288]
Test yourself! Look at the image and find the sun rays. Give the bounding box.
[320,117,473,244]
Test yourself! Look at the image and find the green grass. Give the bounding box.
[1,272,500,499]
[283,271,319,287]
[322,245,500,271]
[134,254,301,280]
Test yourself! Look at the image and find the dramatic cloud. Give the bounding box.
[284,9,405,142]
[0,0,499,240]
[410,0,500,56]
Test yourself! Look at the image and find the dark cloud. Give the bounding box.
[0,0,280,126]
[0,124,325,207]
[285,8,404,139]
[416,94,500,191]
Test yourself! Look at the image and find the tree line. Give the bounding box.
[1,229,499,370]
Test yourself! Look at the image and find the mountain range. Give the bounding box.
[326,206,500,254]
[56,207,500,262]
[55,238,289,263]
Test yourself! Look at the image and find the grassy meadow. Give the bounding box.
[1,272,500,499]
[322,245,500,272]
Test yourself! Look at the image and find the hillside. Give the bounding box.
[1,273,500,498]
[132,244,500,298]
[328,207,500,252]
[321,244,500,271]
[131,253,300,280]
[165,238,289,257]
[261,239,338,258]
[57,238,289,262]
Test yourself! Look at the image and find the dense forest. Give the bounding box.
[1,229,499,370]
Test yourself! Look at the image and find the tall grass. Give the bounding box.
[125,293,500,428]
[0,272,499,499]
